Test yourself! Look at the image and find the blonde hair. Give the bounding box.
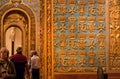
[0,47,9,57]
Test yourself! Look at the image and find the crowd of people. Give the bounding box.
[0,47,40,79]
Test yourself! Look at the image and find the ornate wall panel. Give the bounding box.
[53,0,106,73]
[109,0,120,72]
[23,0,40,50]
[0,0,9,46]
[46,0,53,79]
[39,0,45,79]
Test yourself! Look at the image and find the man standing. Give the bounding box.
[10,47,30,79]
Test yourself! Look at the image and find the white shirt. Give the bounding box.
[31,55,40,69]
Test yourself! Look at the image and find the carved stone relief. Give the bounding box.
[109,0,120,71]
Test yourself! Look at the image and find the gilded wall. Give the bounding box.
[53,0,106,73]
[109,0,120,72]
[0,0,120,79]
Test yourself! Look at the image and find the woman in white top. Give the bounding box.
[30,50,40,79]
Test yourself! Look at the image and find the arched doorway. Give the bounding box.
[0,1,44,79]
[6,26,22,56]
[3,10,28,56]
[0,1,36,57]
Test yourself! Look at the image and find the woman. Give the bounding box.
[30,50,40,79]
[0,47,16,79]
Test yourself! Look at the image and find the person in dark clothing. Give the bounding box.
[10,47,30,79]
[97,66,104,79]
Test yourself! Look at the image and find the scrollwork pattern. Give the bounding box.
[109,0,120,71]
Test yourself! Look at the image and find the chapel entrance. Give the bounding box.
[0,2,36,57]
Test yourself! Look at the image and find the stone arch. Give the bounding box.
[0,3,36,55]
